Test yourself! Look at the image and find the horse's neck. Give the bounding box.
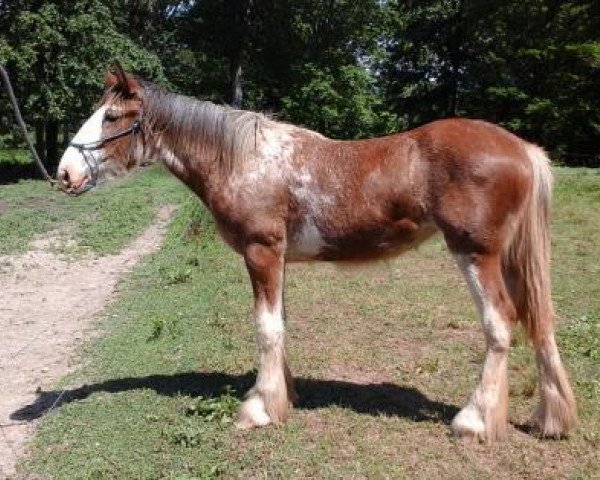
[149,100,265,207]
[150,99,315,209]
[155,140,213,202]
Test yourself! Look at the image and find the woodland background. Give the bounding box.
[0,0,598,168]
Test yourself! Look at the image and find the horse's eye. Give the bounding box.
[104,111,120,122]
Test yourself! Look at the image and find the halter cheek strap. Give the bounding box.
[69,119,141,186]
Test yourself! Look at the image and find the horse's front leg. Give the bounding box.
[236,241,295,429]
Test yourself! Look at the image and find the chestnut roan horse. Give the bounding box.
[58,67,577,443]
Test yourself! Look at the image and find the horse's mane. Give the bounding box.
[141,81,267,170]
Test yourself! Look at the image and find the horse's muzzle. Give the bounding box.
[56,168,95,195]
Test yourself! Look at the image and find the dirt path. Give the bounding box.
[0,205,174,478]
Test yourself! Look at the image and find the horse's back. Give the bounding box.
[410,118,534,166]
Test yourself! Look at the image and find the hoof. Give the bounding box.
[235,396,271,430]
[451,406,485,443]
[529,409,571,439]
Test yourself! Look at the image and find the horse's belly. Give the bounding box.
[286,217,437,262]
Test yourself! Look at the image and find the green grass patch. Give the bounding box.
[17,167,600,478]
[0,148,31,165]
[0,160,188,255]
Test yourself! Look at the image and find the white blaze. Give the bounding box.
[57,106,107,183]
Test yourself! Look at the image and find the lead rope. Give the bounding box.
[0,64,57,186]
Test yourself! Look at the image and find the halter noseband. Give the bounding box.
[68,119,141,188]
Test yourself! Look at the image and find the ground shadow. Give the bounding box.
[0,161,49,185]
[11,371,459,425]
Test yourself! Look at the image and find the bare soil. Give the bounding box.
[0,206,174,478]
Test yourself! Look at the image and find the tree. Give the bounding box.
[382,0,475,127]
[1,0,598,165]
[281,64,397,139]
[1,0,164,168]
[175,0,394,138]
[176,0,251,105]
[382,0,600,162]
[463,1,600,161]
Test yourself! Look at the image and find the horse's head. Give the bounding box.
[57,65,147,194]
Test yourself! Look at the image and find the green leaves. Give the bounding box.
[381,0,600,163]
[3,0,165,124]
[185,387,240,426]
[1,0,598,164]
[281,64,398,139]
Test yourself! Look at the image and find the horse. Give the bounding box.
[57,66,577,443]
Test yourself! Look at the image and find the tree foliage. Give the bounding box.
[383,0,600,163]
[0,0,165,165]
[0,0,598,166]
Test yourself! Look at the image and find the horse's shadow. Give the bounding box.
[10,371,459,425]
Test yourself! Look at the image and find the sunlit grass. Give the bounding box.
[0,161,187,255]
[16,167,600,478]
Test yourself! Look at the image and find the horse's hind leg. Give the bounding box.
[452,253,517,443]
[236,242,295,429]
[530,328,577,437]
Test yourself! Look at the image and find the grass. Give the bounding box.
[0,148,30,164]
[10,166,600,478]
[0,158,188,255]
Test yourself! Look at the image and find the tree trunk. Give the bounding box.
[228,0,251,109]
[62,121,70,149]
[35,122,45,162]
[45,120,59,172]
[447,0,464,117]
[448,71,460,117]
[230,55,244,109]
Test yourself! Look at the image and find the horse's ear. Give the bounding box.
[110,61,141,97]
[113,61,131,94]
[104,71,118,88]
[124,74,142,98]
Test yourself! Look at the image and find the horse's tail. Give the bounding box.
[503,144,577,436]
[503,144,554,344]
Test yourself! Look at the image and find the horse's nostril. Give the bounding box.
[58,169,71,187]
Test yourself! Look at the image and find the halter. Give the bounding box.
[69,119,141,187]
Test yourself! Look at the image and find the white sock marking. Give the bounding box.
[454,254,510,434]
